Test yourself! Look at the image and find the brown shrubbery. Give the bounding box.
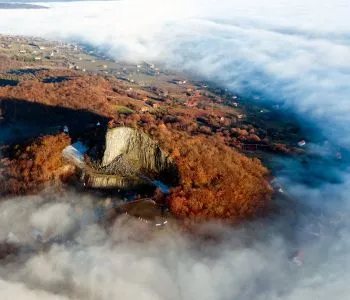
[154,131,272,221]
[0,75,114,117]
[0,133,71,195]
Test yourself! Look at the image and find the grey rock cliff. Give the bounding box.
[102,127,173,175]
[83,127,176,189]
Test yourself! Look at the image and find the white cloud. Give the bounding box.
[0,195,349,300]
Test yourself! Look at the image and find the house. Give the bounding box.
[297,140,306,147]
[34,57,41,61]
[140,106,149,113]
[152,103,160,109]
[186,99,198,108]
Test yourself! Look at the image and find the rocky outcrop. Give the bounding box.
[81,171,149,189]
[101,127,173,174]
[83,127,177,189]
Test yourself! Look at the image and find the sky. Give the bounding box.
[1,1,350,299]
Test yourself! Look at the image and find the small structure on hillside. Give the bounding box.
[297,140,306,147]
[140,106,149,113]
[186,99,198,108]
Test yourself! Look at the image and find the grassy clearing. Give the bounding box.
[113,105,135,115]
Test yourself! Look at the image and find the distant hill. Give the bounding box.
[0,3,48,9]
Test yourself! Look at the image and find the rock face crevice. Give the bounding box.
[83,127,177,189]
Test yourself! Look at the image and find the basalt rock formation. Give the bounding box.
[83,127,177,189]
[102,127,174,173]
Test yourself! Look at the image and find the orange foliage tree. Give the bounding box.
[150,129,272,222]
[0,133,71,195]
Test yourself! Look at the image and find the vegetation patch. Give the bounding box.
[0,133,71,196]
[113,105,135,115]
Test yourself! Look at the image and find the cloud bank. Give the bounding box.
[1,194,350,300]
[1,1,350,299]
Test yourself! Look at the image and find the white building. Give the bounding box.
[297,140,306,147]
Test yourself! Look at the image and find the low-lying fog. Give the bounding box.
[1,0,350,299]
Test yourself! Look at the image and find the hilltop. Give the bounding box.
[0,35,306,222]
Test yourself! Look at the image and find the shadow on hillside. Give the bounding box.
[0,79,19,87]
[42,76,72,83]
[0,98,109,144]
[7,68,48,76]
